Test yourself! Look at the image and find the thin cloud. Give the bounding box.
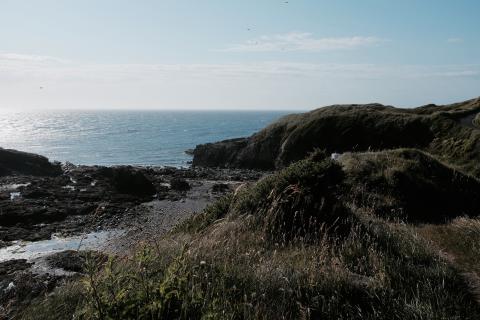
[219,32,384,52]
[447,38,464,43]
[0,52,479,110]
[0,52,69,64]
[0,53,478,81]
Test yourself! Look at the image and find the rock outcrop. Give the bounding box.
[192,98,480,175]
[0,148,62,177]
[98,166,156,197]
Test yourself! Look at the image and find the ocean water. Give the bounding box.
[0,110,290,167]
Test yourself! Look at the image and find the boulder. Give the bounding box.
[99,166,156,197]
[170,177,191,191]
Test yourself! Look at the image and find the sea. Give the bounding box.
[0,110,291,167]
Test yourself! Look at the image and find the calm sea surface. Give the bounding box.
[0,110,290,167]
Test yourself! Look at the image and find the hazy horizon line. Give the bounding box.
[1,95,478,113]
[0,107,309,113]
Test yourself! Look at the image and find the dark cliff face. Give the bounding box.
[192,98,480,174]
[0,148,62,177]
[192,138,249,168]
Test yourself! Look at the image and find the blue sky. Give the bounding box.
[0,0,479,110]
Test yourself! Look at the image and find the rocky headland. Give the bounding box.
[4,97,480,319]
[193,97,480,174]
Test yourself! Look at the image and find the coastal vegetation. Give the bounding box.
[22,153,480,319]
[10,97,480,319]
[193,98,480,176]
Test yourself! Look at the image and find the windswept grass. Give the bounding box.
[418,217,480,275]
[194,98,480,177]
[21,155,480,319]
[20,282,85,320]
[339,148,480,222]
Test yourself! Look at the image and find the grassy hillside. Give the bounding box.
[22,150,480,319]
[193,98,480,176]
[339,149,480,222]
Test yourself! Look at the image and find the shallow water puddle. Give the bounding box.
[9,192,21,200]
[0,182,31,192]
[0,182,31,201]
[0,230,124,262]
[62,185,76,191]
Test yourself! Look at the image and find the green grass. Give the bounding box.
[339,148,480,222]
[474,113,480,128]
[193,98,480,177]
[21,155,480,319]
[23,218,480,319]
[418,217,480,275]
[20,281,85,320]
[174,193,233,234]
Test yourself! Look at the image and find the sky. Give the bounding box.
[0,0,479,110]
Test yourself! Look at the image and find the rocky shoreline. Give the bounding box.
[0,148,264,318]
[4,97,480,318]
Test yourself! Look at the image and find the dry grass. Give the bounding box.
[339,148,480,223]
[21,155,480,319]
[193,98,480,176]
[418,217,480,275]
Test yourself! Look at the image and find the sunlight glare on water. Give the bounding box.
[0,230,124,262]
[0,110,289,166]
